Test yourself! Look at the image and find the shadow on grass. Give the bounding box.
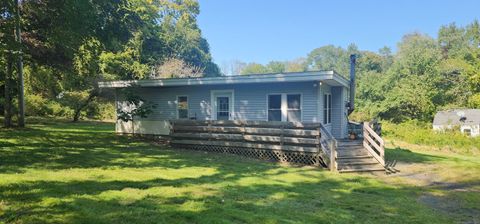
[385,146,447,164]
[0,119,476,223]
[1,169,465,223]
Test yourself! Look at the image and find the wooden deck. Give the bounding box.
[169,119,386,172]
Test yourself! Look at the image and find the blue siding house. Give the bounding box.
[99,70,353,139]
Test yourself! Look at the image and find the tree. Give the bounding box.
[266,61,286,73]
[152,57,204,78]
[240,63,269,75]
[116,85,156,135]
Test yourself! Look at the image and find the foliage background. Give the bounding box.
[1,1,479,123]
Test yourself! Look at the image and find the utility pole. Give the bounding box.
[15,0,25,127]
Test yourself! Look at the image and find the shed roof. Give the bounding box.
[433,109,480,125]
[98,70,350,88]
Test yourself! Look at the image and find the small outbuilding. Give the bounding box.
[433,109,480,137]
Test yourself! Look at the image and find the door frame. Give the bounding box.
[210,89,235,120]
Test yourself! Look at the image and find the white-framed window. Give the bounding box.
[268,94,282,121]
[268,93,302,122]
[177,96,188,119]
[287,94,301,122]
[323,93,332,124]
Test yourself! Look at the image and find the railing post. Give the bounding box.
[316,125,321,152]
[280,124,285,146]
[330,141,336,171]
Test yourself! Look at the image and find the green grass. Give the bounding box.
[0,119,479,223]
[383,120,480,155]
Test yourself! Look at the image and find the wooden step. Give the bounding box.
[337,155,373,160]
[338,163,385,173]
[337,157,378,165]
[337,146,364,150]
[337,150,370,157]
[338,142,363,147]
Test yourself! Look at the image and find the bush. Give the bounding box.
[85,99,115,121]
[383,120,480,154]
[26,94,73,118]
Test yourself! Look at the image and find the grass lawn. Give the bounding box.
[0,119,479,223]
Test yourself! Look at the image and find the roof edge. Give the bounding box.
[99,70,350,88]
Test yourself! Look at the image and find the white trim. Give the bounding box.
[210,89,235,120]
[99,71,350,89]
[323,93,332,124]
[176,95,189,119]
[267,93,303,122]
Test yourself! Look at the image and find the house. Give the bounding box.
[433,109,480,137]
[99,69,353,139]
[99,57,357,140]
[98,55,387,172]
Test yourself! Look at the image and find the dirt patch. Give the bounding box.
[418,193,479,224]
[381,160,480,223]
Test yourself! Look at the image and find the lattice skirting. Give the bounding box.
[172,144,327,167]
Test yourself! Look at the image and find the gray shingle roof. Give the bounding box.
[433,109,480,125]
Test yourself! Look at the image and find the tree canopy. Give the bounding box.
[1,0,220,122]
[235,21,480,123]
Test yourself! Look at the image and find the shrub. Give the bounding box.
[383,120,480,154]
[26,94,73,118]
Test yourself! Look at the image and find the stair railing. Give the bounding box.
[319,123,337,171]
[363,122,385,167]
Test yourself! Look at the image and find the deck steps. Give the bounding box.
[336,139,385,173]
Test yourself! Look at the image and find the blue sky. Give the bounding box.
[197,0,479,65]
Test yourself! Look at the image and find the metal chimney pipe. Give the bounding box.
[348,54,356,114]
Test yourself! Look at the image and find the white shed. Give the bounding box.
[433,109,480,137]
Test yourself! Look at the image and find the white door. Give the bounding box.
[212,91,233,120]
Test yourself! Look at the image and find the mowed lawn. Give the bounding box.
[0,120,479,223]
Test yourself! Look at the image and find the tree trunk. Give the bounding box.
[15,0,25,127]
[72,90,97,122]
[131,117,135,136]
[4,57,13,128]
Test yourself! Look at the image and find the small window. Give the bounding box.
[287,94,301,122]
[268,94,282,121]
[463,128,472,136]
[323,94,332,124]
[177,96,188,119]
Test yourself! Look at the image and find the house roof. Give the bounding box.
[98,70,350,88]
[433,109,480,125]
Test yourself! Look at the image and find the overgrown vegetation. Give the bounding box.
[383,121,480,155]
[0,119,479,223]
[1,0,220,122]
[238,21,480,123]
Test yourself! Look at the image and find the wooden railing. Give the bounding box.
[318,124,337,171]
[363,122,385,167]
[170,120,331,166]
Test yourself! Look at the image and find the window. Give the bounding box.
[463,128,472,136]
[287,94,301,122]
[268,94,282,121]
[268,94,302,122]
[323,94,332,124]
[177,96,188,119]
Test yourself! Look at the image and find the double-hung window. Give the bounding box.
[268,94,282,121]
[287,94,301,122]
[268,93,302,122]
[323,94,332,124]
[177,96,188,119]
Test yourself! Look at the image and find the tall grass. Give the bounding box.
[382,120,480,154]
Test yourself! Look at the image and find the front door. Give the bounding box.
[212,91,233,120]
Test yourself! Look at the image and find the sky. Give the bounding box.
[197,0,480,65]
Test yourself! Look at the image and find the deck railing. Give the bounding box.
[363,122,385,167]
[169,120,329,166]
[318,124,337,171]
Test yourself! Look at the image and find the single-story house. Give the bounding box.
[99,57,357,139]
[433,109,480,137]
